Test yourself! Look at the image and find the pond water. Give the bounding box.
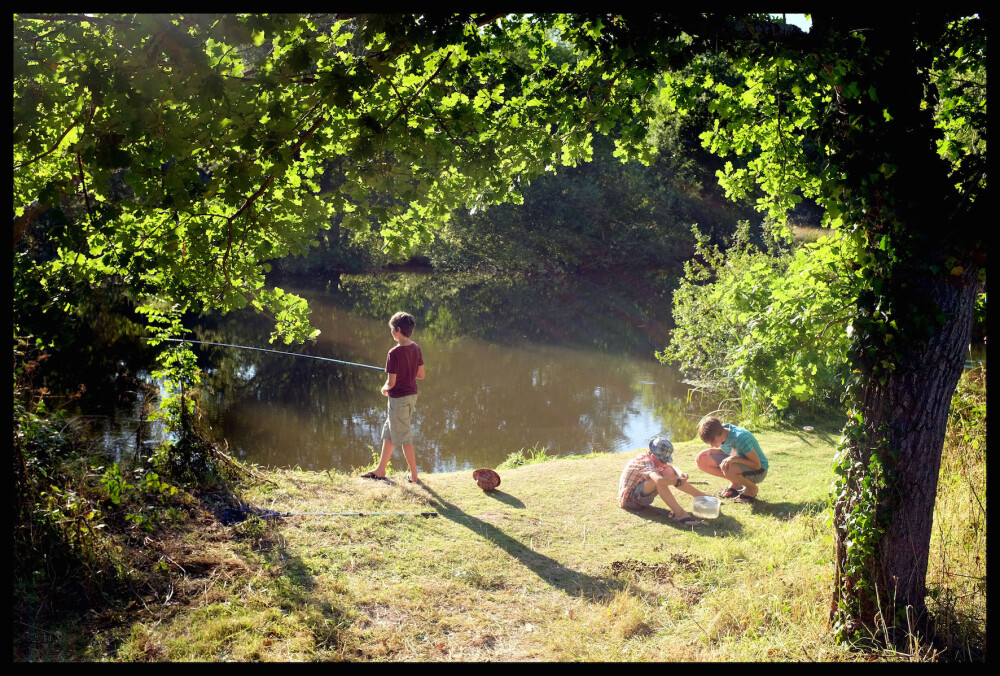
[176,270,709,474]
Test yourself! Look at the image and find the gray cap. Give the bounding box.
[648,437,673,463]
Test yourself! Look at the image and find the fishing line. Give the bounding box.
[151,337,384,371]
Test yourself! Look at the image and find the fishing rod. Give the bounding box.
[151,337,384,372]
[222,505,438,523]
[280,511,438,518]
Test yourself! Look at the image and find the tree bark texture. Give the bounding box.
[833,263,979,639]
[823,12,987,642]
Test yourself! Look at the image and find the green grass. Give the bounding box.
[17,415,984,662]
[791,224,830,245]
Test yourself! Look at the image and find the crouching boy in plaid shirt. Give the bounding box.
[617,437,709,528]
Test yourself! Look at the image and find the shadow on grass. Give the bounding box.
[627,506,745,537]
[778,424,841,448]
[420,483,622,597]
[483,489,526,508]
[730,498,829,520]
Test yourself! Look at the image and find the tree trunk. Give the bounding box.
[832,262,979,643]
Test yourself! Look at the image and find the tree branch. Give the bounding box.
[381,51,453,138]
[14,104,96,171]
[219,111,328,296]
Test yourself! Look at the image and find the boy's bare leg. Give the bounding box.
[720,463,759,497]
[696,449,733,488]
[722,464,758,497]
[740,477,758,498]
[644,478,697,522]
[372,439,394,477]
[401,443,418,480]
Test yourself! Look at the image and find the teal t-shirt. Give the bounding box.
[720,424,768,471]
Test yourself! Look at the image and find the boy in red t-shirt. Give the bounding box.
[362,312,425,483]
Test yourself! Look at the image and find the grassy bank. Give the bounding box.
[16,409,984,662]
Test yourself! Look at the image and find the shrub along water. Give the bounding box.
[661,222,856,425]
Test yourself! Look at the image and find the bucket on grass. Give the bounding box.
[692,496,721,519]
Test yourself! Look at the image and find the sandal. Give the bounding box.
[718,487,741,499]
[361,471,388,481]
[406,476,419,484]
[673,514,702,528]
[733,493,757,503]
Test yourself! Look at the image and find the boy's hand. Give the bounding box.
[380,385,390,396]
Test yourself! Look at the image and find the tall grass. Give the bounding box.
[791,225,829,245]
[925,364,986,659]
[497,444,552,470]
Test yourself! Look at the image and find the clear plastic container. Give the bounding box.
[692,496,721,519]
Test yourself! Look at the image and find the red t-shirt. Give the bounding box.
[385,342,423,397]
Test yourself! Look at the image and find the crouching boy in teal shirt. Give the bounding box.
[695,416,769,503]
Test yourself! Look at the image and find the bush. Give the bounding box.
[13,337,133,612]
[658,222,854,423]
[497,444,552,470]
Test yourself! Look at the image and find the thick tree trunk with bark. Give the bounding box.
[876,271,977,602]
[832,262,979,641]
[825,13,985,644]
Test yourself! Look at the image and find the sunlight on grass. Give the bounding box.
[81,405,983,662]
[792,225,829,245]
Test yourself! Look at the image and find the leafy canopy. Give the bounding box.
[14,13,682,345]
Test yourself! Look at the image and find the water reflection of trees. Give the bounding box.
[317,270,677,356]
[190,272,697,472]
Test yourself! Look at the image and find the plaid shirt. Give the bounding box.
[618,452,657,508]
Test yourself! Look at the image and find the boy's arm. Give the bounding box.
[649,466,684,487]
[721,449,762,472]
[416,364,425,380]
[381,372,397,396]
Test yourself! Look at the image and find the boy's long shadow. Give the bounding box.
[420,484,617,597]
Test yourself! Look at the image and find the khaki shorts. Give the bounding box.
[706,451,768,483]
[627,481,657,508]
[381,394,418,445]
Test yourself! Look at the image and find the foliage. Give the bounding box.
[14,337,138,610]
[12,13,710,475]
[13,13,678,348]
[928,17,987,201]
[426,130,755,275]
[496,444,552,470]
[659,222,854,423]
[659,13,986,644]
[263,48,765,279]
[326,269,678,353]
[14,334,222,632]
